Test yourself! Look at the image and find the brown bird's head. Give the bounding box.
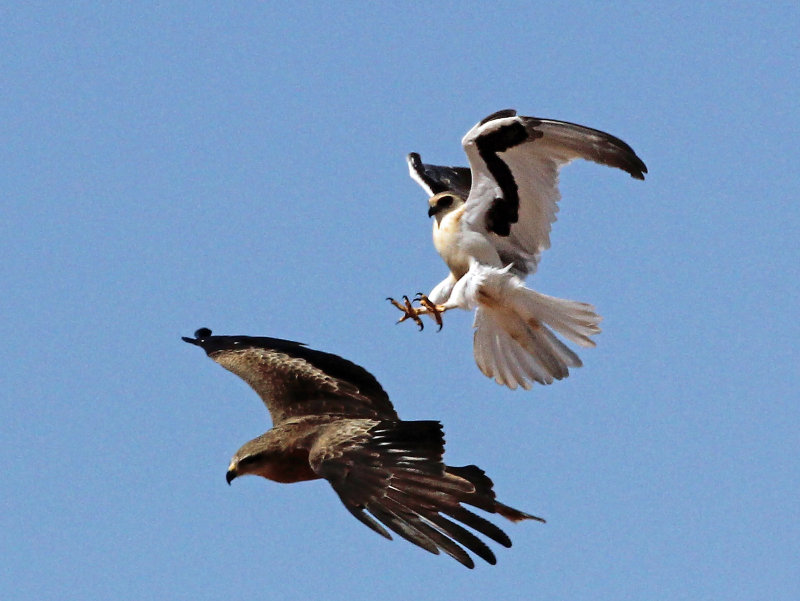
[225,439,265,485]
[226,433,319,485]
[226,446,263,486]
[225,434,282,485]
[427,191,465,224]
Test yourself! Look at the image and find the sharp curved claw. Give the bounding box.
[403,296,424,330]
[386,297,404,311]
[387,294,424,330]
[417,294,444,331]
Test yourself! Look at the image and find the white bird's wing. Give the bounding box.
[406,152,472,199]
[460,110,647,275]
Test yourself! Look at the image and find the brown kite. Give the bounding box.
[183,327,542,568]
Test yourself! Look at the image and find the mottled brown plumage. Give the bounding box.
[183,327,542,568]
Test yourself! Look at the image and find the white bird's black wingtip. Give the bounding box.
[407,152,473,198]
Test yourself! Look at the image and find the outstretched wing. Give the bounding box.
[407,152,472,199]
[310,419,542,568]
[460,109,647,275]
[182,328,397,425]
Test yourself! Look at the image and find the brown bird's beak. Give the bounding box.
[226,467,237,485]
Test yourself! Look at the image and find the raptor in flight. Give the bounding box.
[389,109,647,390]
[183,327,542,568]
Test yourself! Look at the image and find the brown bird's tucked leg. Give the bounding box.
[386,294,448,331]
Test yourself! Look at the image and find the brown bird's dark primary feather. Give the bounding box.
[183,328,542,568]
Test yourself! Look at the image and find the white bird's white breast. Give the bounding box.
[432,205,471,279]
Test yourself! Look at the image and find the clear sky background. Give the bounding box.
[3,3,798,600]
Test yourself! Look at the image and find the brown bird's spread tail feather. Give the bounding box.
[447,464,546,524]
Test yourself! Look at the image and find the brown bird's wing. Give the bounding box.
[182,328,397,424]
[309,419,542,568]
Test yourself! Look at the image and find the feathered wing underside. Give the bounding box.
[310,420,541,568]
[485,148,562,274]
[527,117,648,178]
[458,112,647,275]
[182,329,397,424]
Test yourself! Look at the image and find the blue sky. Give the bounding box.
[3,3,798,600]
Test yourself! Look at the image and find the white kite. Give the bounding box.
[389,109,647,390]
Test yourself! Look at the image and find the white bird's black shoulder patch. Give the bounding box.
[473,116,537,236]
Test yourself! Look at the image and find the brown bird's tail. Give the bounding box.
[446,464,545,524]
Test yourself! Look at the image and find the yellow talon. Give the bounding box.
[388,293,448,331]
[415,293,445,331]
[387,296,425,330]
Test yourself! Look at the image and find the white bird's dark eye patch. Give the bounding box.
[428,193,459,218]
[438,195,454,209]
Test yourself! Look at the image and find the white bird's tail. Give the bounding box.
[465,266,601,390]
